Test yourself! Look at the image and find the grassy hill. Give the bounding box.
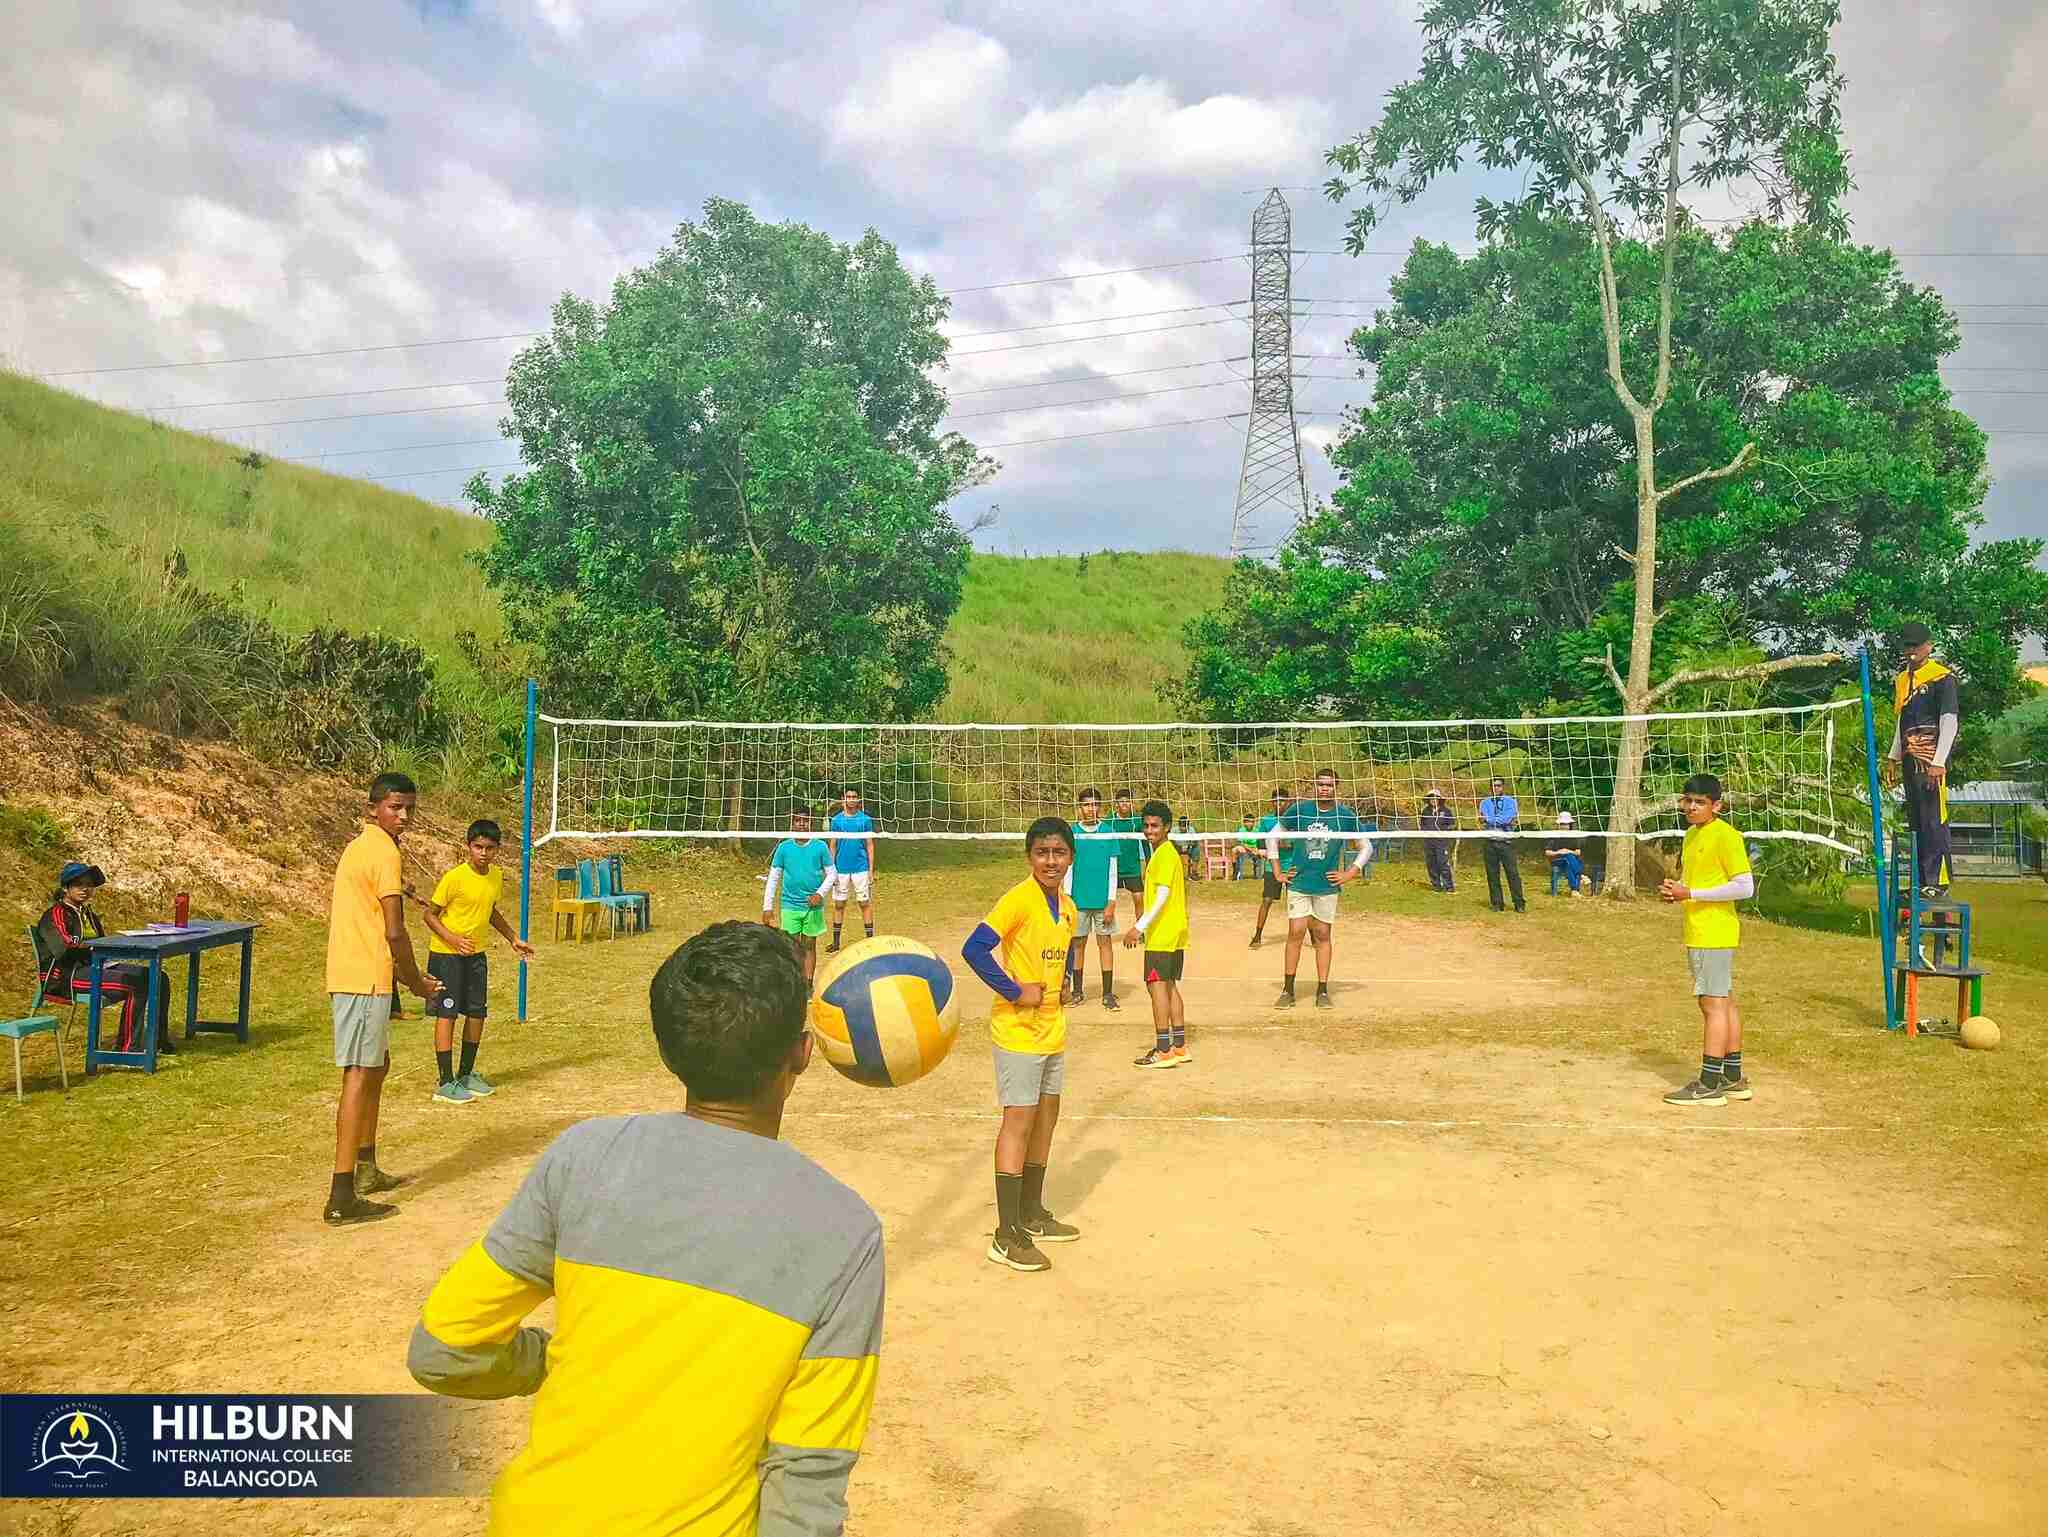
[0,372,1230,726]
[0,370,500,662]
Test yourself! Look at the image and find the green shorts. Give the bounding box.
[779,905,827,938]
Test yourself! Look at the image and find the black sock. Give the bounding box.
[1701,1053,1725,1083]
[1170,1022,1185,1049]
[1101,970,1113,997]
[1316,981,1330,997]
[996,1172,1024,1236]
[435,1049,454,1085]
[864,923,874,938]
[328,1172,355,1208]
[459,1038,480,1079]
[832,923,842,944]
[1724,1050,1743,1081]
[1021,1162,1048,1219]
[1281,974,1295,994]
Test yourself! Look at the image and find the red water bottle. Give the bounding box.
[174,892,190,927]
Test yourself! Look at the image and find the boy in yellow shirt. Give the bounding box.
[1123,799,1191,1069]
[1659,774,1755,1106]
[961,816,1079,1273]
[422,820,536,1105]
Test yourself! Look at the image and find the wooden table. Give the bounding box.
[81,921,259,1075]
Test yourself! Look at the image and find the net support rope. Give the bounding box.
[530,700,1866,857]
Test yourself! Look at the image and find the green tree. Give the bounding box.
[1181,223,2048,842]
[470,198,991,722]
[1316,0,1855,889]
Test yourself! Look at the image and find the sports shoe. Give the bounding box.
[1167,1045,1192,1067]
[322,1195,398,1227]
[433,1079,476,1105]
[987,1228,1051,1271]
[1719,1074,1754,1101]
[1133,1045,1176,1068]
[825,939,841,955]
[1102,992,1121,1012]
[355,1163,410,1197]
[1314,990,1333,1010]
[460,1071,497,1097]
[1274,990,1297,1009]
[1662,1076,1728,1106]
[1021,1211,1081,1243]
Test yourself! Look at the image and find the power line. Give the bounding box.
[146,377,504,412]
[41,331,543,378]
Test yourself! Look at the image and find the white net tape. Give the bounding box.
[534,700,1866,855]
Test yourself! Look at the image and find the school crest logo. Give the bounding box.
[28,1403,130,1487]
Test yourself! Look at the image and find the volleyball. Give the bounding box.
[1959,1015,2001,1051]
[810,935,961,1087]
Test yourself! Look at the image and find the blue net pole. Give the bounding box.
[1858,647,1894,1029]
[519,678,537,1024]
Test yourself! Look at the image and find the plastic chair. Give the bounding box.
[552,867,601,943]
[10,927,70,1100]
[579,859,640,937]
[606,855,652,932]
[1202,840,1229,880]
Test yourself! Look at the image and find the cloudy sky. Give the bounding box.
[4,0,2044,570]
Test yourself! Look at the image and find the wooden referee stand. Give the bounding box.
[1887,832,1987,1038]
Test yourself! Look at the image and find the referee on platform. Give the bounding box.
[1885,622,1961,897]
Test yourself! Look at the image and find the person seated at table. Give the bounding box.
[33,862,169,1054]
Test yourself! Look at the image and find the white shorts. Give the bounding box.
[1075,907,1118,938]
[1287,890,1339,925]
[830,871,872,902]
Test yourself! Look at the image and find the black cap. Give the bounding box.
[1897,621,1933,647]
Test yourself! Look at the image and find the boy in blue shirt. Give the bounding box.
[1266,769,1371,1009]
[825,788,877,954]
[761,809,836,988]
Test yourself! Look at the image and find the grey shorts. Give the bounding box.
[1075,907,1118,938]
[1687,948,1735,998]
[993,1045,1065,1107]
[332,991,394,1068]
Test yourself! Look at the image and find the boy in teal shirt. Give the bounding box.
[1107,788,1147,925]
[1267,769,1371,1009]
[1062,788,1122,1011]
[761,809,836,988]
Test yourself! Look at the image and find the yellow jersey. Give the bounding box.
[981,876,1075,1054]
[1680,818,1751,949]
[326,824,401,995]
[430,861,504,954]
[1141,839,1189,952]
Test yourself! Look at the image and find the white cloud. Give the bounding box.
[829,25,1013,155]
[1008,78,1328,183]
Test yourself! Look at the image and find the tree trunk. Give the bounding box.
[1604,408,1662,899]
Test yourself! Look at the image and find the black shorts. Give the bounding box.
[1117,874,1145,893]
[1262,872,1284,901]
[427,951,489,1020]
[1143,950,1185,984]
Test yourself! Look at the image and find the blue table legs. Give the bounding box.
[237,937,252,1042]
[86,953,104,1076]
[187,953,202,1041]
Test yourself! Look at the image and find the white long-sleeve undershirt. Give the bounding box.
[1688,873,1755,903]
[1133,882,1171,936]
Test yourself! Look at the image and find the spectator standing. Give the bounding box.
[1477,776,1527,914]
[1420,790,1456,893]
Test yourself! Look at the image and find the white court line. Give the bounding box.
[763,1109,2007,1135]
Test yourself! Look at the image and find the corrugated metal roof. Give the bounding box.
[1947,781,2045,805]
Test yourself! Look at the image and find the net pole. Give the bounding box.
[1858,647,1894,1030]
[518,677,537,1025]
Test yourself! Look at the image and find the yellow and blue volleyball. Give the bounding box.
[809,935,960,1087]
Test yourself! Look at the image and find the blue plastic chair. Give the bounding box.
[10,927,71,1100]
[577,859,639,937]
[606,856,651,932]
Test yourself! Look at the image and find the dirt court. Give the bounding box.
[7,902,2046,1537]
